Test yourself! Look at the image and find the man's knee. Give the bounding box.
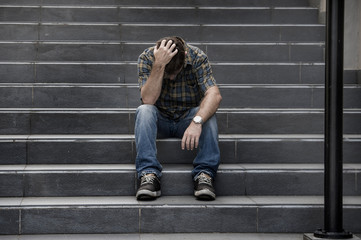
[205,114,218,129]
[136,104,158,119]
[135,104,158,122]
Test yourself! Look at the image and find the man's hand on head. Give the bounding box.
[154,39,178,67]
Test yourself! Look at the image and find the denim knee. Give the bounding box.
[135,104,158,120]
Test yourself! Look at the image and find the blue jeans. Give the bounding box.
[134,104,220,181]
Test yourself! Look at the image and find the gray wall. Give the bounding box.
[344,0,361,71]
[310,0,361,76]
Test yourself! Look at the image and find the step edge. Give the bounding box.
[0,83,340,87]
[0,22,326,27]
[0,83,360,90]
[1,196,360,208]
[0,61,326,65]
[1,134,361,141]
[0,40,326,45]
[1,163,360,172]
[2,108,361,113]
[0,5,320,10]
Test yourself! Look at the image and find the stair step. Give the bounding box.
[0,233,307,240]
[218,108,361,135]
[1,134,361,165]
[0,41,325,62]
[1,0,312,7]
[1,196,360,234]
[0,84,361,108]
[1,163,360,197]
[0,23,325,42]
[1,84,360,108]
[0,6,318,24]
[1,108,360,135]
[0,62,329,84]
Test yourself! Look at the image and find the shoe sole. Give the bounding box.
[194,189,216,201]
[136,189,161,200]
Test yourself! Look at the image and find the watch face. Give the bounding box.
[193,116,202,124]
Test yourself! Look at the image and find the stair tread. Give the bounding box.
[0,5,317,8]
[0,83,344,86]
[1,133,361,140]
[0,22,324,25]
[0,233,308,240]
[0,0,312,7]
[1,108,360,112]
[1,195,360,207]
[0,60,325,62]
[0,8,319,25]
[1,163,361,171]
[0,40,325,44]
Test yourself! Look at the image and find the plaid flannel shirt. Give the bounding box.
[137,43,217,120]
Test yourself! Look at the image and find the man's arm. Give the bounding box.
[141,40,178,105]
[195,85,222,123]
[181,85,222,150]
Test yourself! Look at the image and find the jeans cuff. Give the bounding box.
[193,170,214,181]
[139,170,162,179]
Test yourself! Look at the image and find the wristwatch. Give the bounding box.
[192,116,203,124]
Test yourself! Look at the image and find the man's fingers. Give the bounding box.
[181,135,186,150]
[165,40,173,49]
[182,135,198,151]
[190,138,195,150]
[160,39,167,47]
[169,42,176,51]
[154,40,179,65]
[186,136,191,150]
[194,137,199,149]
[182,135,190,150]
[166,41,178,56]
[170,47,178,57]
[155,39,168,51]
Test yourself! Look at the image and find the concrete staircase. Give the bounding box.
[1,0,361,235]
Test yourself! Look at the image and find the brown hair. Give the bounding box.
[156,36,186,74]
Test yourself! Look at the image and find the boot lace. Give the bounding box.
[197,173,212,186]
[141,174,156,185]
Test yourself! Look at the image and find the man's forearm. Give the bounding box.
[181,85,222,151]
[196,86,222,122]
[140,39,178,105]
[141,63,165,105]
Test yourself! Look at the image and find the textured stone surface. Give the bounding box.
[0,209,19,235]
[21,208,139,234]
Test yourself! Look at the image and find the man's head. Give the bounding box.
[156,36,186,76]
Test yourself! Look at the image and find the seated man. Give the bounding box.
[135,36,222,200]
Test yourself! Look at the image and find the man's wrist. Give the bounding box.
[153,62,166,71]
[192,116,203,125]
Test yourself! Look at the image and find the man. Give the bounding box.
[135,36,222,201]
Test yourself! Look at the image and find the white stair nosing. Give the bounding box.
[1,134,361,141]
[1,108,361,113]
[0,5,318,10]
[0,40,325,46]
[1,83,359,90]
[0,196,360,208]
[0,163,360,173]
[0,83,343,88]
[0,61,326,66]
[0,22,325,27]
